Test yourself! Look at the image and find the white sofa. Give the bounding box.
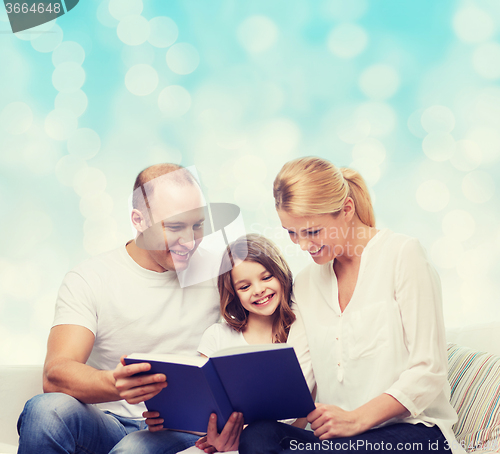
[2,323,500,454]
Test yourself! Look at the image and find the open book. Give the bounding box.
[124,343,315,433]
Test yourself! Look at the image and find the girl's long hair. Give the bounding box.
[217,234,296,343]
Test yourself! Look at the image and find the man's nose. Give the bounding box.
[178,230,195,250]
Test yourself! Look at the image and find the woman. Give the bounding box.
[239,157,463,454]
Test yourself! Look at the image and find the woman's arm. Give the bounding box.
[308,394,408,439]
[309,238,447,439]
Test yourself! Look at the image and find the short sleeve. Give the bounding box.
[52,271,99,335]
[385,238,449,417]
[197,323,223,357]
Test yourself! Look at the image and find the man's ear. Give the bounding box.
[131,209,147,233]
[343,197,356,223]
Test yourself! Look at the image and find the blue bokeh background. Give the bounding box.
[1,0,499,364]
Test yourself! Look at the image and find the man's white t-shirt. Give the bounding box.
[53,244,220,419]
[293,228,464,453]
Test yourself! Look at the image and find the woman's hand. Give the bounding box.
[307,403,363,440]
[195,412,243,452]
[143,411,166,432]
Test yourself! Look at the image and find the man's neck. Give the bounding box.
[125,240,167,273]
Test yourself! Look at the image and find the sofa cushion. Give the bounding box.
[447,343,500,453]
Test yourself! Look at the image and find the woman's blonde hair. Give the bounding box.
[217,234,296,343]
[273,157,375,227]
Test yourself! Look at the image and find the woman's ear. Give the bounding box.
[131,209,147,233]
[343,197,356,223]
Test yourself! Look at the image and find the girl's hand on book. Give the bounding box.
[113,356,167,405]
[205,412,244,452]
[143,411,166,432]
[195,436,217,453]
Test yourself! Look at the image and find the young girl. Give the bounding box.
[144,233,316,453]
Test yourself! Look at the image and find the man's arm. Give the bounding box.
[43,324,167,404]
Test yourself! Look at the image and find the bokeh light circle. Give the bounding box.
[359,64,400,100]
[472,42,500,80]
[125,64,159,96]
[44,109,78,141]
[55,155,88,187]
[148,144,183,164]
[457,248,492,280]
[327,23,368,59]
[421,105,455,133]
[234,181,268,212]
[322,0,368,21]
[73,167,107,197]
[462,171,495,203]
[52,41,85,66]
[233,155,268,183]
[407,109,427,139]
[349,159,381,186]
[121,45,155,67]
[259,118,301,155]
[52,62,86,93]
[416,180,450,212]
[442,210,476,242]
[97,0,119,28]
[158,85,192,117]
[148,16,179,48]
[450,140,481,172]
[0,102,33,135]
[237,16,278,54]
[109,0,143,20]
[466,126,500,163]
[166,43,200,75]
[55,90,88,118]
[356,102,396,137]
[68,128,101,160]
[453,6,495,43]
[117,15,150,46]
[431,237,464,269]
[80,192,114,218]
[352,138,386,165]
[31,24,63,53]
[422,133,456,161]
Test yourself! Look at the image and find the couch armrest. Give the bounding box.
[0,366,43,447]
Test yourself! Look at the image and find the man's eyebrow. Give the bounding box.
[163,217,205,226]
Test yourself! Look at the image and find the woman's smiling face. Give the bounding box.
[277,199,355,265]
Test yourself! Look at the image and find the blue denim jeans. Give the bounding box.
[239,421,450,454]
[17,393,199,454]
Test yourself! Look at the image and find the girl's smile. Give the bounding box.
[231,260,282,318]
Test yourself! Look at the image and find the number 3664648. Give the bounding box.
[5,3,61,14]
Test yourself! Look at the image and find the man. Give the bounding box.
[17,164,228,454]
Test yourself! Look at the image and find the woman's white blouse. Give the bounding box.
[293,228,462,452]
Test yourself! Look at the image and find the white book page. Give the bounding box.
[127,353,208,367]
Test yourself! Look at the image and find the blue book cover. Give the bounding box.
[125,344,315,433]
